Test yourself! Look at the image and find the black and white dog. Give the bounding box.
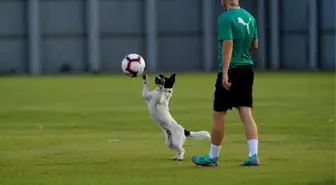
[141,73,210,160]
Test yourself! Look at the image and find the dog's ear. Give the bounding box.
[159,74,165,79]
[170,73,176,81]
[155,77,161,85]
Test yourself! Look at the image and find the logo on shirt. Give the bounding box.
[238,17,252,34]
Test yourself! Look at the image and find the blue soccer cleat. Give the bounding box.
[192,153,219,167]
[240,154,260,166]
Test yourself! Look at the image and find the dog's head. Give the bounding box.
[154,73,176,95]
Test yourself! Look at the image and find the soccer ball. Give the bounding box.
[121,54,146,77]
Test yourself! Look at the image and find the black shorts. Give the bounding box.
[213,65,254,112]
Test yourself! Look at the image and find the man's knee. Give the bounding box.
[213,111,226,119]
[238,107,253,122]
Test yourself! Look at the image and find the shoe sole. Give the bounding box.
[192,159,218,167]
[194,162,218,167]
[240,161,260,166]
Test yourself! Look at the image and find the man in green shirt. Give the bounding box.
[192,0,260,166]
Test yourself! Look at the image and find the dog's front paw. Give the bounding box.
[142,73,147,80]
[142,73,148,84]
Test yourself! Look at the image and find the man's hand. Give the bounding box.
[222,72,231,90]
[142,73,148,84]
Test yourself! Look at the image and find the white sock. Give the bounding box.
[247,139,258,157]
[209,144,221,159]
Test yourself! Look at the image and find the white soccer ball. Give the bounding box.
[121,54,146,77]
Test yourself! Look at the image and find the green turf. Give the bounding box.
[0,72,335,185]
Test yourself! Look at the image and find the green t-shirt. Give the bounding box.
[217,8,258,72]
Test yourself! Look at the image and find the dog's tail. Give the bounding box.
[184,129,211,140]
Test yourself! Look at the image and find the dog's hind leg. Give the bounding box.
[171,130,186,161]
[164,129,176,150]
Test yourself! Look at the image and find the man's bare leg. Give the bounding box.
[209,111,226,158]
[238,107,260,165]
[191,111,225,166]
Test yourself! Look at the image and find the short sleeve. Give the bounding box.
[218,15,232,41]
[253,21,258,40]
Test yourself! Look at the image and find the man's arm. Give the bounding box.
[250,40,258,52]
[250,21,259,52]
[222,40,233,74]
[218,15,233,74]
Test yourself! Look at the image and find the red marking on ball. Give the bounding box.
[125,56,142,77]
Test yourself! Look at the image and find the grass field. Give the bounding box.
[0,72,335,185]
